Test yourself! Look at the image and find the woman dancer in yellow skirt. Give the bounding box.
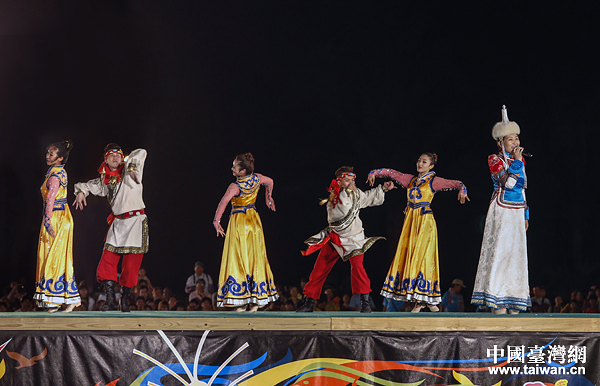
[35,140,81,312]
[213,153,278,312]
[367,153,468,312]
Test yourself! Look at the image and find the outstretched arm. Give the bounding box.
[366,168,413,189]
[431,177,469,204]
[44,176,60,238]
[359,185,385,208]
[213,183,240,237]
[73,178,107,210]
[256,173,276,212]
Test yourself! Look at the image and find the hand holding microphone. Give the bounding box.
[512,147,532,161]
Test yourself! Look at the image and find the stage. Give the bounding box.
[2,311,600,332]
[0,313,598,385]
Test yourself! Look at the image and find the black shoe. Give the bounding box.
[100,280,119,311]
[120,286,131,312]
[296,297,315,312]
[359,294,372,313]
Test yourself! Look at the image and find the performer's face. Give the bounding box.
[501,134,520,154]
[45,146,64,166]
[105,152,124,171]
[231,160,247,177]
[416,154,434,175]
[338,175,356,190]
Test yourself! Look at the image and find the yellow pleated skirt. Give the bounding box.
[34,207,80,307]
[217,209,278,307]
[381,209,442,304]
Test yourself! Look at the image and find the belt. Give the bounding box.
[48,198,68,211]
[230,203,255,215]
[406,201,433,215]
[107,209,145,225]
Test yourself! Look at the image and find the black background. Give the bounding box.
[1,1,598,307]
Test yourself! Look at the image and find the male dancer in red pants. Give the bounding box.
[73,143,148,312]
[297,166,395,313]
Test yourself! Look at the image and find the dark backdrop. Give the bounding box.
[1,1,597,307]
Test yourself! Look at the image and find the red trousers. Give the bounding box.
[97,249,144,288]
[302,242,371,300]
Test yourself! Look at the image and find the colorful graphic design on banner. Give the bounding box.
[0,331,596,385]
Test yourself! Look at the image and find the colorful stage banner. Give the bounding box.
[0,330,596,386]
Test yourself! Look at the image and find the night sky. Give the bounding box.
[1,2,598,307]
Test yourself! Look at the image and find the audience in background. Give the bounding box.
[530,286,551,313]
[189,279,211,302]
[185,261,215,294]
[440,279,466,312]
[3,265,600,314]
[550,296,564,313]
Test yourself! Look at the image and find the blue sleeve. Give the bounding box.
[508,159,523,174]
[525,206,529,220]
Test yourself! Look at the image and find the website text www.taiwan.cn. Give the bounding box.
[486,344,586,375]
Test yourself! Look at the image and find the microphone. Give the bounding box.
[522,151,533,158]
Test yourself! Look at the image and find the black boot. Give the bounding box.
[359,294,372,313]
[120,286,131,313]
[296,297,315,312]
[100,280,119,311]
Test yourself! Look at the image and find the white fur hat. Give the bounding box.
[492,105,520,140]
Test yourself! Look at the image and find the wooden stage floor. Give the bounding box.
[1,311,599,332]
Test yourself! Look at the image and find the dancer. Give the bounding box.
[297,166,396,313]
[73,144,148,312]
[35,140,81,312]
[471,105,531,314]
[367,153,469,312]
[213,153,279,312]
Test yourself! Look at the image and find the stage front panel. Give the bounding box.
[0,329,596,386]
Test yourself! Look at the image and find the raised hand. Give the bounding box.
[513,146,524,161]
[383,181,397,192]
[366,175,376,186]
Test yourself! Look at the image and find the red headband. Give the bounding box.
[337,172,355,181]
[104,148,124,158]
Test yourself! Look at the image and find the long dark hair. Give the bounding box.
[46,140,73,164]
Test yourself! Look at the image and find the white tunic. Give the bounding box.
[305,185,385,261]
[74,149,148,254]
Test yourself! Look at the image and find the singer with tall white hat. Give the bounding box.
[471,105,532,314]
